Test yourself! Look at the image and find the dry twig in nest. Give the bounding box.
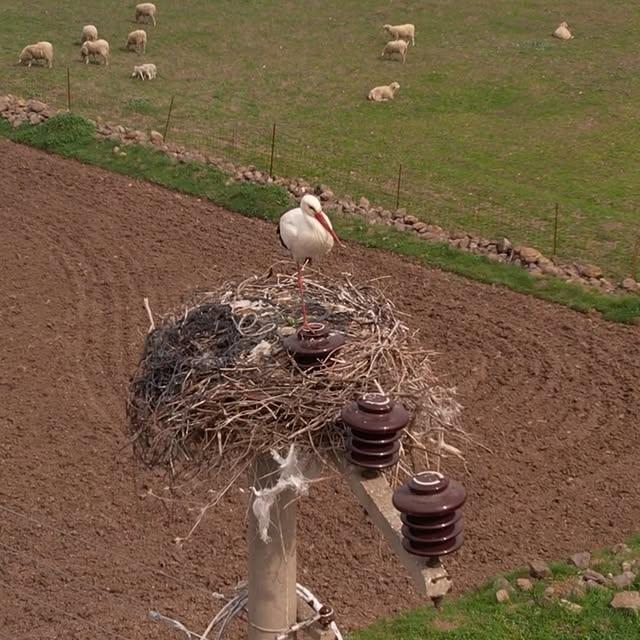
[127,264,467,486]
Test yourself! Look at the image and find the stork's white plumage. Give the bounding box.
[278,194,340,327]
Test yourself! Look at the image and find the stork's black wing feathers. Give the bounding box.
[276,223,288,250]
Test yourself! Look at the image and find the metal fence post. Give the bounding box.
[395,164,402,210]
[269,122,277,177]
[66,67,71,111]
[163,95,175,142]
[552,202,559,256]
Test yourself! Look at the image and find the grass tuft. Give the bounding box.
[123,97,154,115]
[11,112,94,155]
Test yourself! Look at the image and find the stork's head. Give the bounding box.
[300,194,340,243]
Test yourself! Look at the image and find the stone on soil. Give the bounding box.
[495,588,510,603]
[611,572,636,590]
[529,559,552,579]
[559,599,583,613]
[516,578,533,591]
[582,569,607,584]
[149,130,164,145]
[577,263,603,279]
[612,543,631,555]
[516,245,542,264]
[569,552,591,569]
[493,577,515,594]
[610,591,640,612]
[26,99,46,113]
[621,278,638,292]
[496,237,512,254]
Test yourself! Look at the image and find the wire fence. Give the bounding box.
[168,112,602,268]
[50,75,640,280]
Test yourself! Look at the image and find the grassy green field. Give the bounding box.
[1,0,639,279]
[355,535,640,640]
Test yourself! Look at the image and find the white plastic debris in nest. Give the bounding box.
[251,445,309,543]
[324,302,354,314]
[244,340,273,363]
[227,299,269,314]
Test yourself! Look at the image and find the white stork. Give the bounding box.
[277,194,340,327]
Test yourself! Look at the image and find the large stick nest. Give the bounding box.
[127,264,466,480]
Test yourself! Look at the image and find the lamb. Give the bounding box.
[131,63,157,80]
[18,41,54,68]
[553,21,574,40]
[126,29,147,53]
[80,39,110,65]
[135,3,157,26]
[81,25,98,43]
[381,39,408,63]
[383,23,415,46]
[368,81,400,102]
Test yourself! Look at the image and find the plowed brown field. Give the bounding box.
[1,139,639,639]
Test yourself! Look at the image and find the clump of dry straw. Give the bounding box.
[127,263,466,483]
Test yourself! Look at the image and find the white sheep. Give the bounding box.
[81,25,98,43]
[135,3,157,26]
[18,41,54,68]
[553,21,574,40]
[80,39,110,65]
[368,81,400,102]
[381,39,408,63]
[383,23,415,46]
[126,29,147,53]
[131,62,157,80]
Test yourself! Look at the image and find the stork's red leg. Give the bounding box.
[296,262,309,328]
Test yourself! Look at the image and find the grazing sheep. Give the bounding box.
[368,81,400,102]
[80,38,110,65]
[383,23,415,46]
[381,39,408,63]
[18,41,54,68]
[131,62,157,80]
[135,3,157,26]
[553,21,574,40]
[126,29,147,53]
[81,25,98,43]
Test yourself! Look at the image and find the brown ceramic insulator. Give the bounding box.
[393,471,466,557]
[401,533,465,557]
[400,509,462,531]
[401,520,463,545]
[283,322,346,368]
[347,438,401,469]
[341,393,410,470]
